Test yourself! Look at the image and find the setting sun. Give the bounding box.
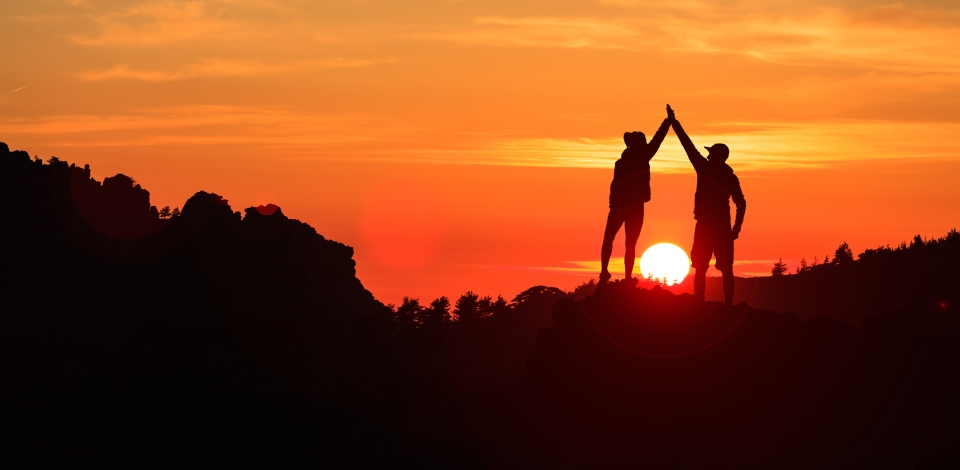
[639,243,690,286]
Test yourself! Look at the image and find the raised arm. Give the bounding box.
[645,105,675,159]
[645,118,672,159]
[671,117,707,168]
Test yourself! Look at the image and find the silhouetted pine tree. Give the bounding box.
[492,295,510,315]
[834,242,854,265]
[395,297,423,328]
[477,295,494,318]
[422,296,451,326]
[771,258,788,276]
[511,286,567,307]
[455,291,481,322]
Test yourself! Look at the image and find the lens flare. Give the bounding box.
[639,243,690,286]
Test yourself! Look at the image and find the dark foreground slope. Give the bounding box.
[699,235,960,328]
[464,283,959,469]
[0,144,481,467]
[3,142,958,468]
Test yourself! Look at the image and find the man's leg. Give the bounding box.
[716,230,736,306]
[693,268,707,301]
[600,207,625,283]
[623,205,645,280]
[690,221,710,300]
[720,266,735,306]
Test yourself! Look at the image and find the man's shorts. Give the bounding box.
[691,220,734,271]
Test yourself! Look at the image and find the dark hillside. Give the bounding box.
[698,234,960,330]
[2,141,957,468]
[465,283,959,468]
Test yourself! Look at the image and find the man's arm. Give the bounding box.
[731,182,746,239]
[671,119,707,168]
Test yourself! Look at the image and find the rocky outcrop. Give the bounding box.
[0,142,461,467]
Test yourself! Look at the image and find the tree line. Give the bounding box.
[390,282,601,328]
[772,229,959,276]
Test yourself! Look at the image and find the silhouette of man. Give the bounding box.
[599,106,674,284]
[670,105,746,305]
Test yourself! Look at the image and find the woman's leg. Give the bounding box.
[600,207,625,283]
[623,205,645,280]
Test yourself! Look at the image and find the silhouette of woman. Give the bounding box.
[599,106,674,284]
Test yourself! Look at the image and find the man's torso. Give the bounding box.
[693,162,739,226]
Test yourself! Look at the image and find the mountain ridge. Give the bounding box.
[2,142,957,468]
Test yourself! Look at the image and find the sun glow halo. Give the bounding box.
[639,243,690,286]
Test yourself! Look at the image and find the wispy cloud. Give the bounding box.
[64,0,345,47]
[661,6,960,75]
[0,106,411,149]
[46,1,960,87]
[479,120,960,171]
[7,86,27,94]
[428,16,644,50]
[70,1,260,46]
[78,57,395,82]
[425,3,960,77]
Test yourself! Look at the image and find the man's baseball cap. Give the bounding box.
[704,143,729,155]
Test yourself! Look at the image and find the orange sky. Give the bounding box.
[3,0,960,304]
